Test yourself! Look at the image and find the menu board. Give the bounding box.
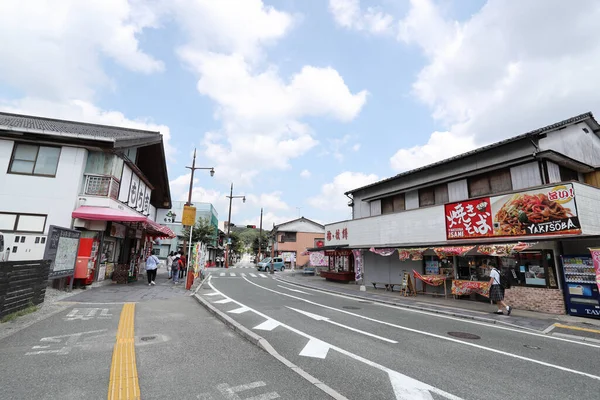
[43,225,81,279]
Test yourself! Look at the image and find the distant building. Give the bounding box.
[272,217,325,267]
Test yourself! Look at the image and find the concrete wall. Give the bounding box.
[539,122,600,167]
[0,139,87,233]
[574,183,600,235]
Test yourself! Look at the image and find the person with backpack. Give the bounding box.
[489,267,512,315]
[171,253,182,284]
[145,251,160,286]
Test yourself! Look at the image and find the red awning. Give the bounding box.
[72,206,147,222]
[144,218,176,239]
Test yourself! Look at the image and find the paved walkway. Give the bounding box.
[277,273,600,340]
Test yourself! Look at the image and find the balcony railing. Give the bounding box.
[83,174,120,199]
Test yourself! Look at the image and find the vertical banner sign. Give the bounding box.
[589,248,600,292]
[182,206,197,227]
[352,249,363,282]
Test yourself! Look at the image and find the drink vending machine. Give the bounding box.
[561,255,600,319]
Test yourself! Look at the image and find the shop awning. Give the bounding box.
[305,245,348,252]
[72,206,147,222]
[72,206,176,239]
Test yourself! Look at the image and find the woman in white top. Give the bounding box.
[166,251,174,279]
[489,267,512,315]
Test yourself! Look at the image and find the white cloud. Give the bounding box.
[246,191,290,211]
[352,143,361,152]
[389,0,600,172]
[0,0,163,101]
[174,1,368,184]
[0,98,175,162]
[300,170,311,179]
[308,171,379,215]
[329,0,395,35]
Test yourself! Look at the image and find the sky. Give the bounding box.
[2,0,600,229]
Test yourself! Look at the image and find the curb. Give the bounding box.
[193,283,348,400]
[276,277,549,333]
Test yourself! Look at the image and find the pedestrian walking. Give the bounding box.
[489,267,512,315]
[171,253,182,284]
[166,251,174,279]
[179,252,187,279]
[145,251,160,286]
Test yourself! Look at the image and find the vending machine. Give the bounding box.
[561,255,600,319]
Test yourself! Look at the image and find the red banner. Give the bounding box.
[398,248,426,261]
[589,248,600,293]
[433,246,475,258]
[413,270,445,286]
[445,199,493,239]
[451,280,490,297]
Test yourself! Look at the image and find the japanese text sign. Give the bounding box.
[445,199,493,239]
[182,206,196,227]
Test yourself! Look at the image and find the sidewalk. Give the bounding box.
[277,273,600,341]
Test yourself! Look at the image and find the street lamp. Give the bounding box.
[184,148,214,276]
[225,182,245,268]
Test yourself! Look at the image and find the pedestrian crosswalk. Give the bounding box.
[214,272,270,278]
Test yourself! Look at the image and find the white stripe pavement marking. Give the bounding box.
[213,299,233,304]
[299,338,330,359]
[259,274,267,278]
[220,273,225,277]
[276,278,600,348]
[250,273,257,278]
[204,292,221,296]
[230,273,236,277]
[245,393,280,400]
[208,280,461,400]
[287,307,397,343]
[241,273,247,277]
[277,285,312,295]
[253,319,280,331]
[242,277,600,381]
[228,307,250,314]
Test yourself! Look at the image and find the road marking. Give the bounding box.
[214,299,233,304]
[241,273,246,277]
[554,323,600,334]
[242,278,600,381]
[204,292,221,297]
[259,274,267,278]
[230,273,237,277]
[277,285,311,295]
[253,319,280,331]
[209,280,462,400]
[216,381,279,400]
[220,273,226,277]
[228,307,250,314]
[273,278,600,349]
[552,332,600,344]
[288,307,397,343]
[108,303,140,400]
[65,308,112,321]
[299,338,331,359]
[25,329,108,356]
[250,273,257,277]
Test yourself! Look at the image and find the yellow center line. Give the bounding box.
[554,323,600,334]
[108,303,140,400]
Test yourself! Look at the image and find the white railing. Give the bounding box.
[83,174,120,199]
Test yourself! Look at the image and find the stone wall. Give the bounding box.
[504,286,566,314]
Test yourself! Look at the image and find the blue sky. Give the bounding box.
[1,0,599,228]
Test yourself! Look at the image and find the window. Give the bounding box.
[381,193,405,214]
[559,165,579,182]
[0,212,47,233]
[8,143,61,176]
[280,232,296,242]
[418,184,448,207]
[468,169,512,197]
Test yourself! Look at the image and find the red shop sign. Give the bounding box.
[445,198,493,240]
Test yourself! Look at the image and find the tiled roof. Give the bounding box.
[346,112,599,195]
[0,111,160,143]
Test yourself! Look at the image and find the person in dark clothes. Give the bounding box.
[179,253,187,279]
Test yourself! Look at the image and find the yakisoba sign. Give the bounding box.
[445,183,581,240]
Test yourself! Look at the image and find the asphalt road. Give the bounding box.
[206,263,600,400]
[0,268,323,400]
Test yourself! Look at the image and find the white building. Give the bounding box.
[0,112,174,282]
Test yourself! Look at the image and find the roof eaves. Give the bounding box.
[0,125,116,144]
[346,112,597,195]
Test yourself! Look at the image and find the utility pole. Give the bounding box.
[257,208,263,263]
[225,182,245,268]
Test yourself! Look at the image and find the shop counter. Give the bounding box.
[451,280,490,298]
[320,270,354,283]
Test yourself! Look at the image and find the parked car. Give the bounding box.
[256,257,285,272]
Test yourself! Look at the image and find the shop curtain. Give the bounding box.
[309,251,328,267]
[369,247,396,256]
[413,270,445,286]
[433,246,475,258]
[477,242,537,256]
[352,250,364,282]
[512,242,537,253]
[397,248,427,261]
[589,248,600,292]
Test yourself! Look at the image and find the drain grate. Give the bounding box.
[343,306,361,310]
[447,332,481,340]
[140,336,157,342]
[523,344,541,350]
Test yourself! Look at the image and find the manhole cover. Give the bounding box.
[140,336,157,342]
[447,332,481,340]
[343,306,361,310]
[523,344,541,350]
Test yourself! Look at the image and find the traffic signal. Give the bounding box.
[246,225,256,229]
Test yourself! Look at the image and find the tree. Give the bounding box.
[181,217,217,245]
[252,231,271,255]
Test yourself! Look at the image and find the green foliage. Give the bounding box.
[181,217,217,245]
[1,303,38,323]
[251,231,271,254]
[228,231,244,255]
